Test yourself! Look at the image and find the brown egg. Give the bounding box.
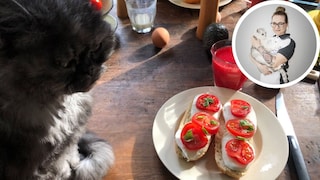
[152,27,170,48]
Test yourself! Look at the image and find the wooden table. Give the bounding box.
[87,0,320,179]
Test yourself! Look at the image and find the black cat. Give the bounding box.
[0,0,115,179]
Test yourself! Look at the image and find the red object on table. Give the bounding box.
[249,0,264,7]
[91,0,103,11]
[212,46,247,90]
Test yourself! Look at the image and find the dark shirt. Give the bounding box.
[275,34,295,84]
[276,34,296,61]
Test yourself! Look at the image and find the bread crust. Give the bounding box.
[174,105,191,161]
[175,102,211,162]
[214,116,245,179]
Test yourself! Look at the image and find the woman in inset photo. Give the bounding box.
[250,6,296,84]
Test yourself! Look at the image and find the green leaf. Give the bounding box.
[184,129,194,142]
[240,120,254,131]
[241,105,249,110]
[236,136,247,141]
[203,97,214,107]
[210,120,218,126]
[202,127,209,135]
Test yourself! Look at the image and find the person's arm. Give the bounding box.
[251,37,273,64]
[250,36,272,75]
[251,36,291,69]
[273,39,295,68]
[272,53,288,69]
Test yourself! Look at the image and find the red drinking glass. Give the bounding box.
[211,40,247,90]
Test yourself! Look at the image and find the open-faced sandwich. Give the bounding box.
[175,93,222,161]
[215,99,257,179]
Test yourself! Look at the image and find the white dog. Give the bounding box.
[251,28,290,71]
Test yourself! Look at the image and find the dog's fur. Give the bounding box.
[0,0,115,179]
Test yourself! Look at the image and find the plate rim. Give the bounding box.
[152,86,289,180]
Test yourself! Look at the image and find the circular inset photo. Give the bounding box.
[233,1,319,89]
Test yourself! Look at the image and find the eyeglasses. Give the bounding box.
[271,22,286,28]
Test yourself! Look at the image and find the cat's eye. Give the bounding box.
[93,42,103,52]
[89,42,103,60]
[56,58,76,68]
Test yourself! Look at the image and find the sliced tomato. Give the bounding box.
[231,99,251,118]
[191,112,220,135]
[225,139,254,165]
[196,94,221,113]
[226,119,255,138]
[180,122,208,150]
[91,0,103,11]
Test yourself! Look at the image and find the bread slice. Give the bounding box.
[175,102,193,161]
[214,120,246,179]
[215,102,256,179]
[175,102,212,161]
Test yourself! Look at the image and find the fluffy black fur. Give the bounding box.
[0,0,115,179]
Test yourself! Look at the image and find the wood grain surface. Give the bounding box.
[86,0,320,179]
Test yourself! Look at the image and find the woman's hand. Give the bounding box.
[256,63,272,75]
[272,53,288,69]
[250,55,272,75]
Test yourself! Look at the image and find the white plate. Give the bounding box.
[168,0,232,9]
[152,86,288,180]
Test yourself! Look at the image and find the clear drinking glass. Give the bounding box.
[125,0,157,33]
